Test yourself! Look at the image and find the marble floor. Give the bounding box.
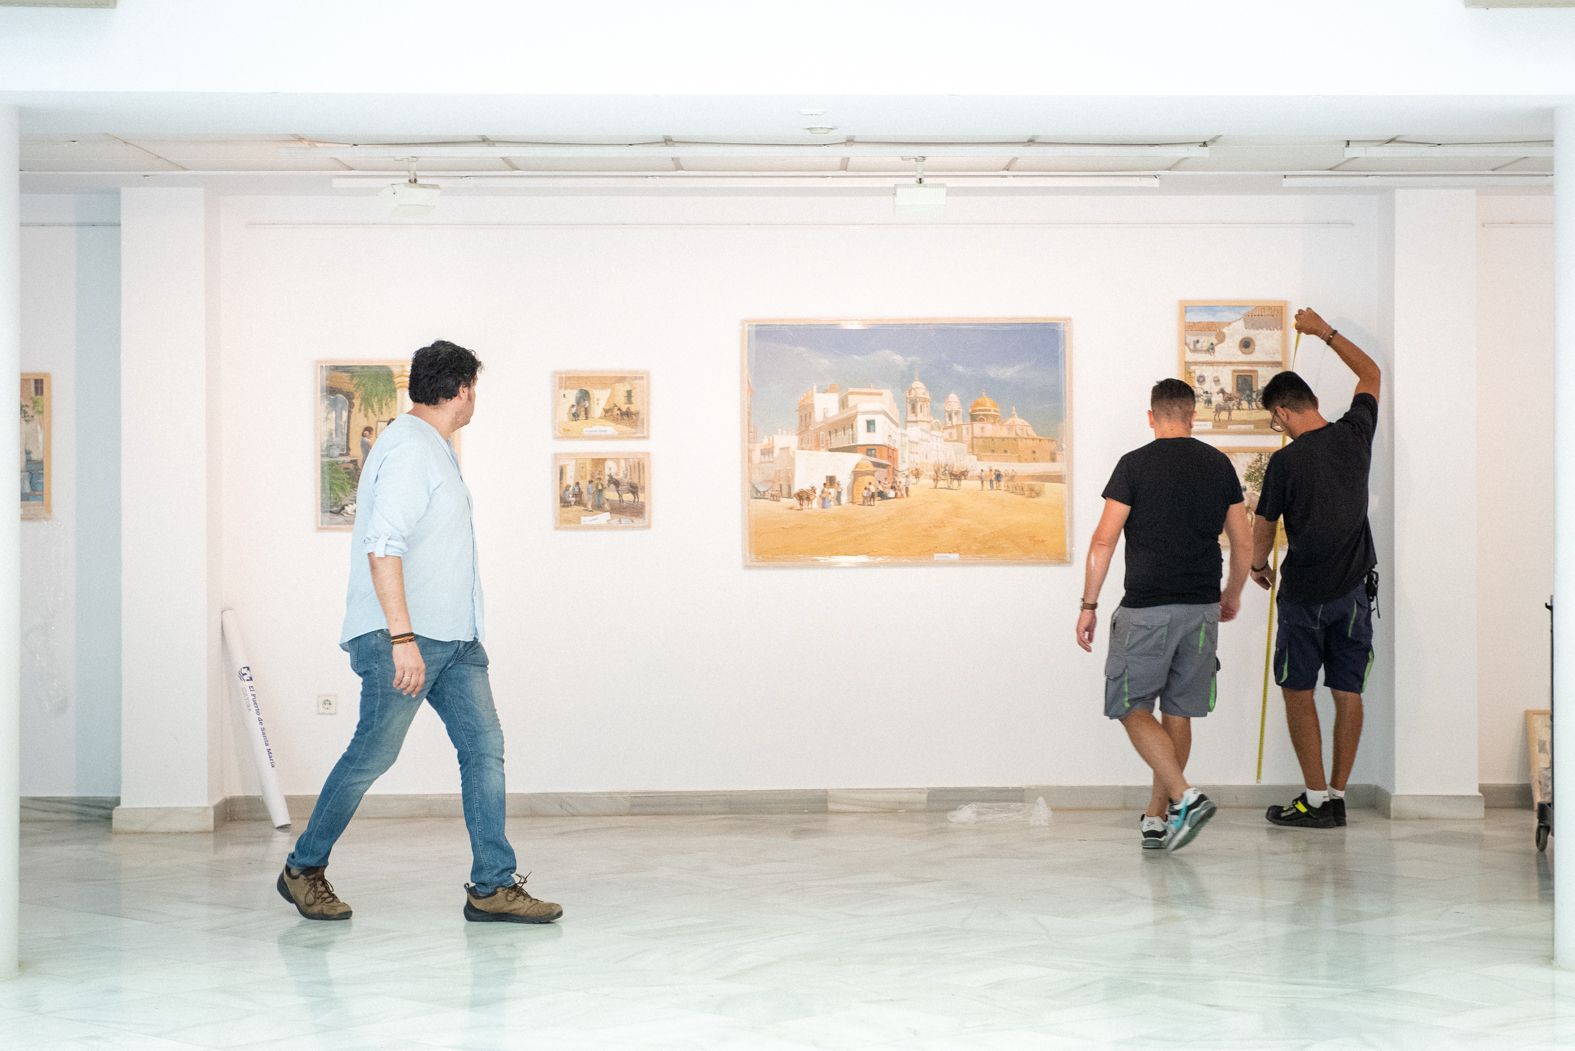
[5,806,1573,1049]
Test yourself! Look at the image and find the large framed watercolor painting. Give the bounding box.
[743,319,1071,567]
[1179,301,1288,435]
[317,361,411,531]
[20,373,50,521]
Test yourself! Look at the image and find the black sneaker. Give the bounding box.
[1331,796,1347,827]
[1266,793,1337,829]
[1139,814,1168,850]
[1164,792,1216,852]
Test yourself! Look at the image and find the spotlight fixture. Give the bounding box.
[893,156,946,218]
[380,159,441,215]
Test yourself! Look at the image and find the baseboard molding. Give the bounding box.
[20,796,118,822]
[31,783,1515,830]
[1480,783,1535,810]
[111,802,222,833]
[1375,787,1486,820]
[222,783,1376,824]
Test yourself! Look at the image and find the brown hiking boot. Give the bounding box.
[463,874,562,924]
[276,865,353,921]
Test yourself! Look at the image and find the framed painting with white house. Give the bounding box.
[555,453,650,530]
[742,318,1071,567]
[1179,301,1288,435]
[553,371,649,439]
[317,361,411,531]
[20,373,50,521]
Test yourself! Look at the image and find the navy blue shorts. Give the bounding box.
[1274,582,1374,694]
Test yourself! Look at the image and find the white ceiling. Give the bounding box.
[17,127,1555,196]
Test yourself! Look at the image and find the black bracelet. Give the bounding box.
[1323,329,1339,344]
[1251,562,1269,573]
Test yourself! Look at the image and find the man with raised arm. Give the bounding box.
[1252,308,1382,830]
[1078,379,1252,852]
[277,340,562,924]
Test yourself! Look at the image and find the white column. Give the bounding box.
[1553,105,1575,969]
[113,189,222,833]
[1388,189,1484,819]
[0,105,21,979]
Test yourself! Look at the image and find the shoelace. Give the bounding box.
[502,873,540,903]
[301,870,343,906]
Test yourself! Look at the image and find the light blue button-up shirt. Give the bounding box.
[340,414,484,646]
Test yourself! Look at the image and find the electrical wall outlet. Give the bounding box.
[316,693,338,715]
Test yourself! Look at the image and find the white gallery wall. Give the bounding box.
[213,191,1390,800]
[22,187,1551,806]
[17,194,119,798]
[1478,194,1556,787]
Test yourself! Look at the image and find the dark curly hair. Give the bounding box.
[408,340,482,405]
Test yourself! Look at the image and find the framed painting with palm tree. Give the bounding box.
[316,361,416,530]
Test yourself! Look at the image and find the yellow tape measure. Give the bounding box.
[1255,329,1300,783]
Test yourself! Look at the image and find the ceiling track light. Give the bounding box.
[892,156,947,217]
[286,141,1211,161]
[1283,173,1553,188]
[1343,141,1554,159]
[379,158,441,214]
[328,173,1165,191]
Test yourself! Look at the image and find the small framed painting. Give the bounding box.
[1179,301,1289,435]
[20,373,50,521]
[554,453,650,530]
[553,371,649,439]
[1215,445,1285,551]
[317,361,409,531]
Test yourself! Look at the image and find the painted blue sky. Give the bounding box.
[747,321,1067,442]
[1185,305,1259,323]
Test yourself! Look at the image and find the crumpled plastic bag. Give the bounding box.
[946,796,1054,826]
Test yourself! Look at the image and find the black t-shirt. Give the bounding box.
[1102,438,1243,608]
[1257,393,1379,604]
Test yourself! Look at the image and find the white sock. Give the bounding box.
[1328,787,1345,801]
[1304,788,1328,807]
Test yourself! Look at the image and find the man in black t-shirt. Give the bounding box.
[1078,379,1252,852]
[1251,307,1381,831]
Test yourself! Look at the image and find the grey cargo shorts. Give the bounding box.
[1103,603,1221,720]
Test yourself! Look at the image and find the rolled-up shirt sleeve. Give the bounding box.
[362,452,431,559]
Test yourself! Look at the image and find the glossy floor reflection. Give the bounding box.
[7,807,1572,1049]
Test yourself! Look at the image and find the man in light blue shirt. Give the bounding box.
[278,340,562,926]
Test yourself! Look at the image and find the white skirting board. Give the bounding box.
[27,784,1524,828]
[1376,788,1487,820]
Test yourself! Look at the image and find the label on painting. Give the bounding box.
[934,553,961,561]
[583,425,616,436]
[581,512,612,524]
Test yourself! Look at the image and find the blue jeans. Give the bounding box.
[287,631,518,894]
